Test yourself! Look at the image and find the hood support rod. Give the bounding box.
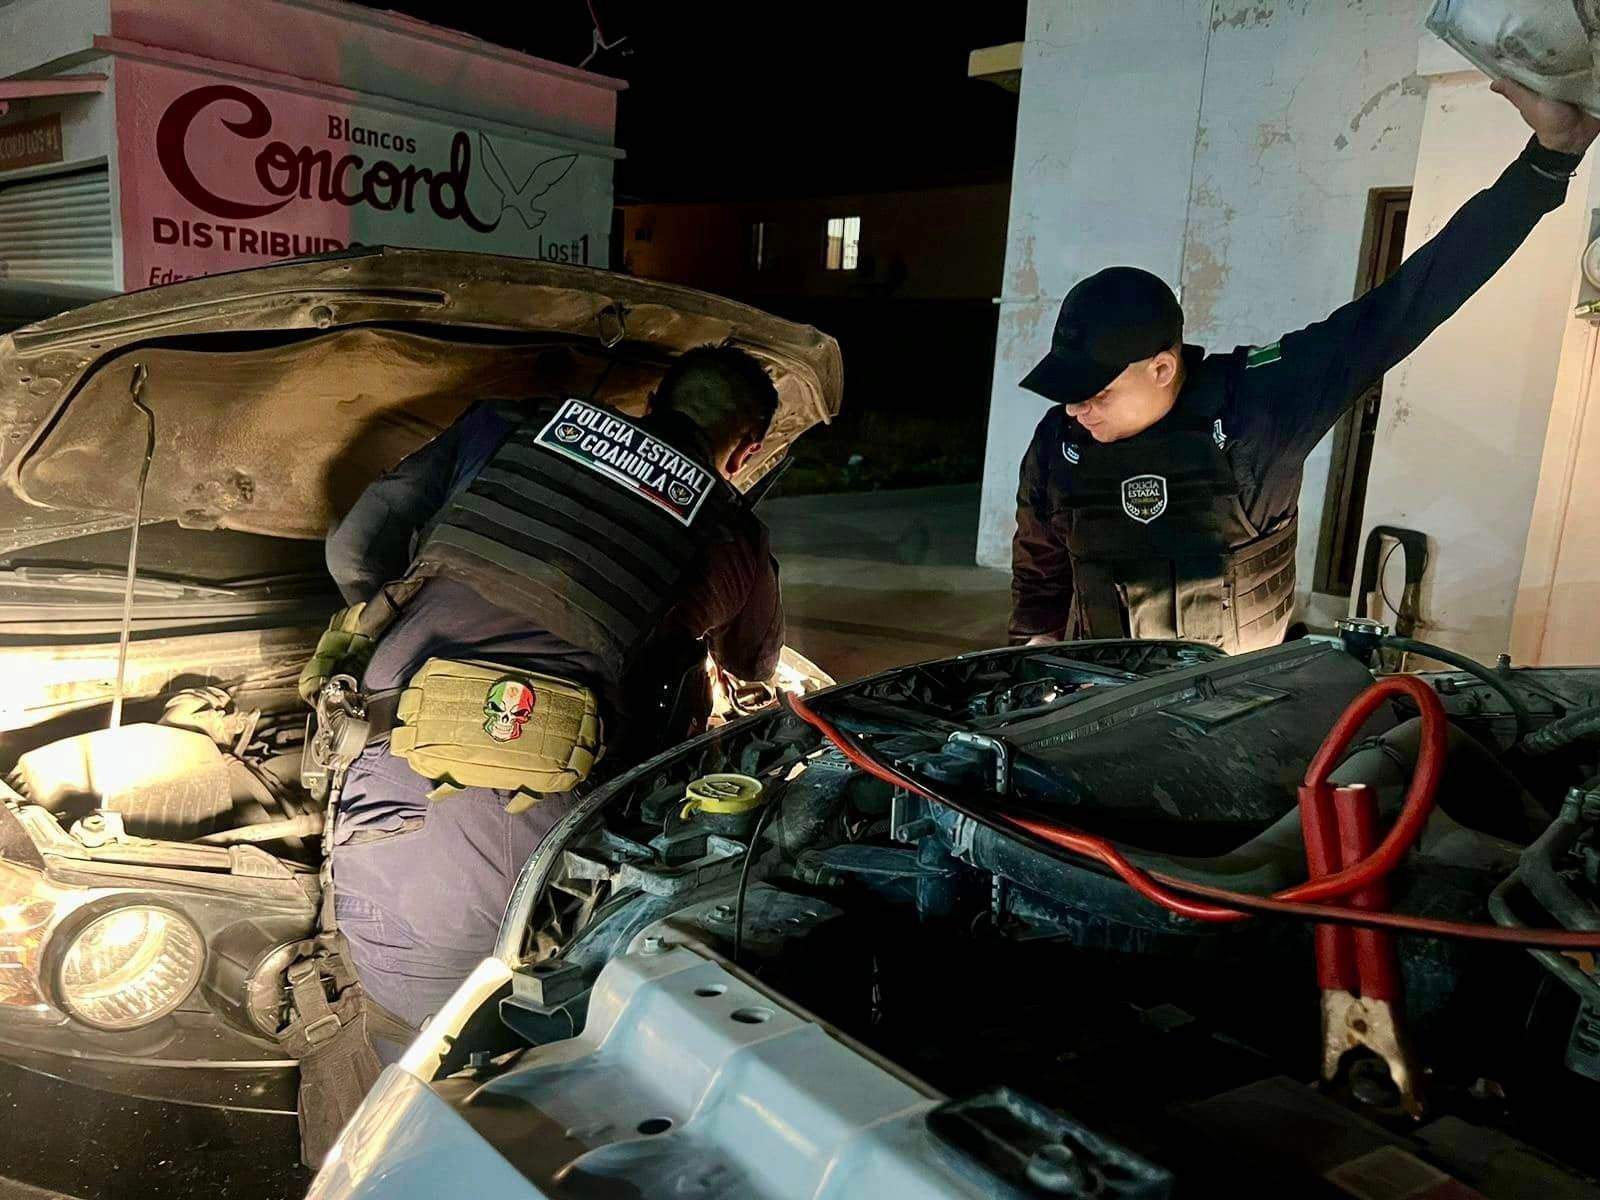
[109,363,154,731]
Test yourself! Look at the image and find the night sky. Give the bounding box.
[361,1,1026,201]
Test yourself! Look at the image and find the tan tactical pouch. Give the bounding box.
[389,658,601,802]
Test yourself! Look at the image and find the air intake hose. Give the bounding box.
[1521,706,1600,758]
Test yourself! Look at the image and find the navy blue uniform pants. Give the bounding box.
[330,746,576,1052]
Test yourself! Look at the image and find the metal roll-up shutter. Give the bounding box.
[0,169,115,290]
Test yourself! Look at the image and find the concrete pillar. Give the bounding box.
[1511,261,1600,665]
[1508,156,1600,665]
[977,0,1213,570]
[1359,39,1594,663]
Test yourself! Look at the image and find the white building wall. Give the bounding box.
[978,0,1212,571]
[0,85,115,181]
[1512,260,1600,665]
[0,0,120,288]
[105,57,123,289]
[0,0,108,74]
[979,0,1430,608]
[0,0,116,178]
[1363,43,1596,662]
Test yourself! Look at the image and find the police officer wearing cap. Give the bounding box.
[1010,80,1600,653]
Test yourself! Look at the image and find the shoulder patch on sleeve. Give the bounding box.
[1245,342,1282,370]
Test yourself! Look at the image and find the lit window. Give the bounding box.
[824,216,861,271]
[750,221,767,270]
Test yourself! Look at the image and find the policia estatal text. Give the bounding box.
[1010,81,1600,653]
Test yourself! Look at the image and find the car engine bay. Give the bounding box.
[0,646,829,1067]
[438,636,1600,1198]
[7,684,325,858]
[7,633,1600,1194]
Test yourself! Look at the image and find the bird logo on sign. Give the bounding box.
[478,133,578,231]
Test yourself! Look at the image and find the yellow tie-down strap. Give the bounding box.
[389,658,601,803]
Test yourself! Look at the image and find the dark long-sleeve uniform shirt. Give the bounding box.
[326,400,785,702]
[1010,136,1583,640]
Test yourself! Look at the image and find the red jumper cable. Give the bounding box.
[786,678,1600,948]
[1302,782,1420,1114]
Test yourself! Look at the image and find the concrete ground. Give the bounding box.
[763,483,1011,682]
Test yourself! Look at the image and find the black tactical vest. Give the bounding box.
[410,398,740,679]
[1050,361,1296,653]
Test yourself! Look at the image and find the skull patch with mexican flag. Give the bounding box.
[484,679,536,742]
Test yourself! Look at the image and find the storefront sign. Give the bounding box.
[116,59,611,290]
[0,115,64,172]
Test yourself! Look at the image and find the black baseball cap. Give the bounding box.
[1020,267,1184,404]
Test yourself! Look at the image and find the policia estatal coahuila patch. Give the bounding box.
[535,398,716,526]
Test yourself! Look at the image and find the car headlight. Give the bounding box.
[54,905,204,1031]
[0,858,57,1010]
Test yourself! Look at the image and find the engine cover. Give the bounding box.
[998,641,1388,853]
[10,723,233,839]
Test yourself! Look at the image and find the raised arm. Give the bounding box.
[1263,81,1598,458]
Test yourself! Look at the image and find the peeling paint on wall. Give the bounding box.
[1000,298,1051,363]
[1350,75,1426,135]
[1213,3,1280,33]
[1181,178,1237,333]
[1008,229,1040,302]
[1181,237,1231,332]
[1351,81,1403,132]
[999,214,1048,365]
[1257,123,1294,152]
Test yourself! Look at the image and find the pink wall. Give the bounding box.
[109,0,620,145]
[103,0,621,291]
[114,55,615,290]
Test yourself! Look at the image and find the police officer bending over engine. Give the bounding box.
[286,346,783,1157]
[1010,81,1600,653]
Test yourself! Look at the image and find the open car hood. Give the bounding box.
[0,247,843,554]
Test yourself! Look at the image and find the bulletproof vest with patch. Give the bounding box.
[410,398,740,679]
[1049,357,1296,653]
